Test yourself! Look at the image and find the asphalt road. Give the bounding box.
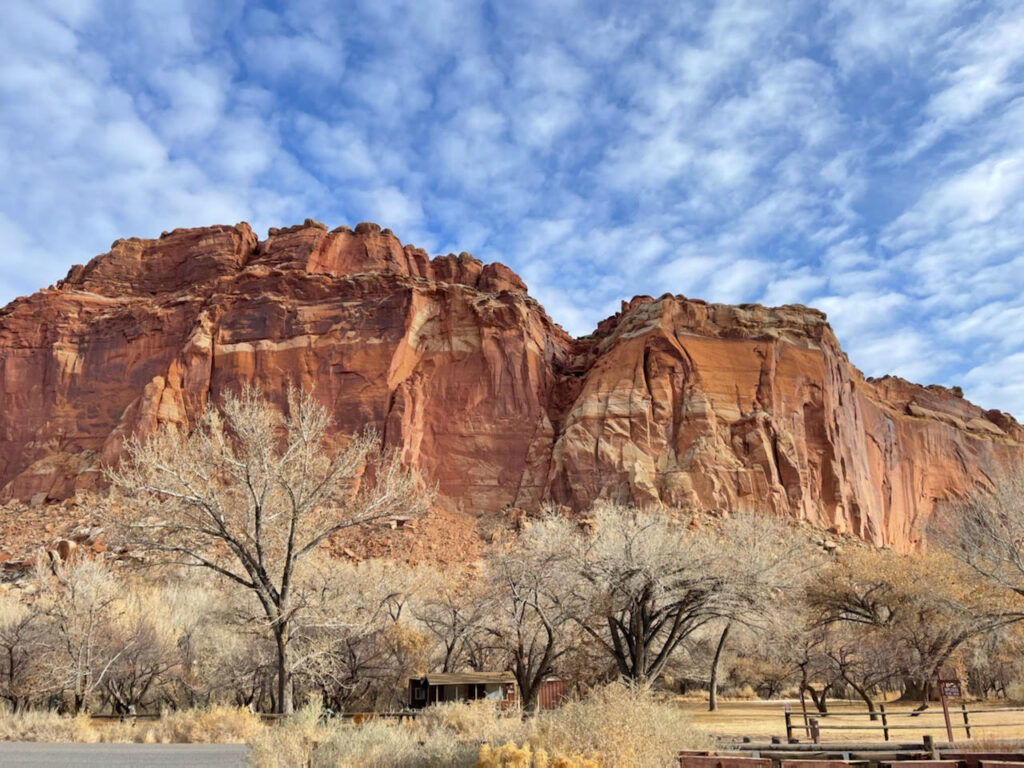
[0,742,247,767]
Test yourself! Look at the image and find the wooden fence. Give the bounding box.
[683,740,1024,768]
[703,734,1024,768]
[785,705,1024,744]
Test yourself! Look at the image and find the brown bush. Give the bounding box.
[0,705,263,744]
[526,682,711,768]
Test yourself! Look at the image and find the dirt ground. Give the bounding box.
[677,698,1024,744]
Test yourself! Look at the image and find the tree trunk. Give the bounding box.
[521,685,539,717]
[516,662,541,720]
[6,647,14,704]
[709,622,732,712]
[843,675,878,721]
[900,677,933,704]
[275,621,293,715]
[804,683,829,713]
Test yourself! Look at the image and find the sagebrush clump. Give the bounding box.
[526,683,711,768]
[0,705,262,744]
[244,684,708,768]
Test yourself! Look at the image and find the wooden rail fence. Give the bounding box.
[683,736,1024,768]
[784,706,1024,744]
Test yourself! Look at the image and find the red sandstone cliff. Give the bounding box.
[1,220,1020,549]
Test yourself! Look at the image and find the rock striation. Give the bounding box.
[1,220,1021,550]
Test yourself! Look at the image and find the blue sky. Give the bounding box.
[2,1,1024,416]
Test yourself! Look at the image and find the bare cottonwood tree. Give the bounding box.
[569,504,813,687]
[485,516,581,714]
[0,594,44,713]
[33,558,129,713]
[930,468,1024,619]
[153,580,226,710]
[806,547,996,704]
[413,568,491,673]
[292,557,427,712]
[821,628,894,718]
[106,386,428,714]
[101,588,182,714]
[703,513,821,709]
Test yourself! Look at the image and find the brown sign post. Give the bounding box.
[937,678,962,742]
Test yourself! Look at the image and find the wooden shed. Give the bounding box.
[408,673,568,711]
[536,678,568,710]
[408,672,517,710]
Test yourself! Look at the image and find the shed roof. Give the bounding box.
[413,672,516,685]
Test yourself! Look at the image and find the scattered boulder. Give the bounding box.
[54,539,77,562]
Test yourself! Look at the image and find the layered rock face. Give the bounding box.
[1,220,1020,549]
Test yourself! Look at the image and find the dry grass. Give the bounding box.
[7,696,1024,761]
[417,700,525,741]
[681,699,797,741]
[247,703,482,768]
[312,720,472,767]
[527,683,712,768]
[246,685,709,768]
[157,706,265,743]
[950,736,1024,751]
[246,704,325,768]
[0,705,263,744]
[0,711,106,743]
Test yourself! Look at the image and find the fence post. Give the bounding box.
[809,718,820,744]
[960,702,971,740]
[924,734,939,760]
[785,706,794,743]
[938,681,955,742]
[879,703,889,742]
[800,689,811,738]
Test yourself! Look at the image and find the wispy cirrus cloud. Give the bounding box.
[2,0,1024,416]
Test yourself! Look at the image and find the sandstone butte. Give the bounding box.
[1,219,1021,553]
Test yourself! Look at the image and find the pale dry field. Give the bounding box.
[678,699,1024,744]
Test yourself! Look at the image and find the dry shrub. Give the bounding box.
[0,711,94,742]
[0,711,149,743]
[311,719,472,767]
[241,685,707,768]
[479,741,533,767]
[248,708,480,768]
[418,700,524,742]
[248,701,523,768]
[478,741,599,768]
[730,684,758,699]
[1005,680,1024,705]
[247,703,322,767]
[0,706,264,744]
[161,705,264,743]
[526,682,711,768]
